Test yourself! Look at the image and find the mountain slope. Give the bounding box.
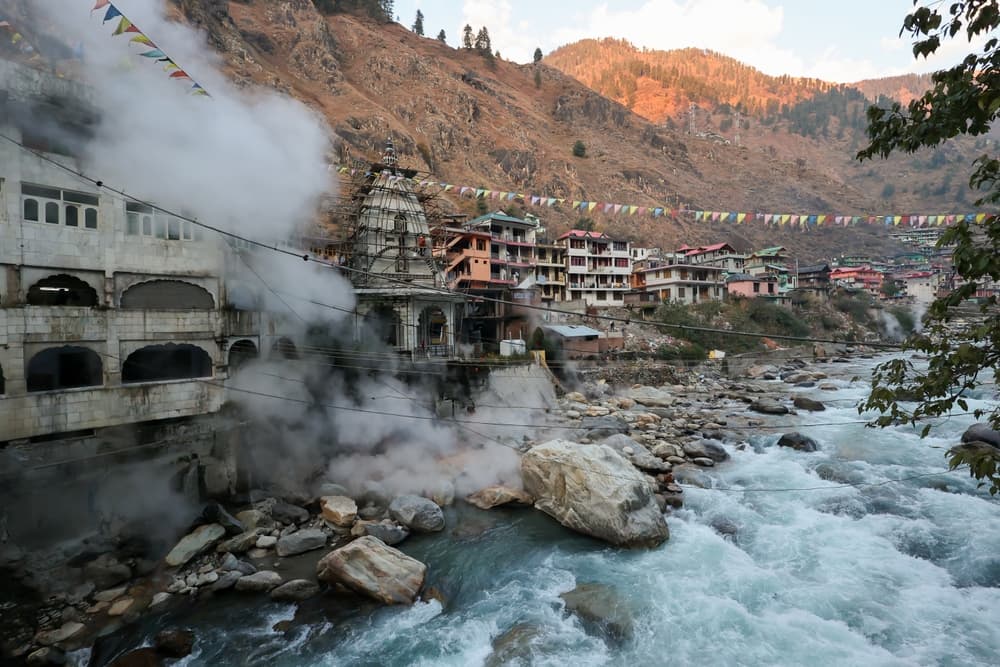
[19,0,925,262]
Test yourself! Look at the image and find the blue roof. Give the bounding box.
[543,324,602,338]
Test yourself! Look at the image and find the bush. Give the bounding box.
[572,140,587,158]
[833,293,873,323]
[656,342,708,361]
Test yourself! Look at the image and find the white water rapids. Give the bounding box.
[79,355,1000,666]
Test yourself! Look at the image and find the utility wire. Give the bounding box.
[0,131,903,351]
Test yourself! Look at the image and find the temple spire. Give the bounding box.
[382,137,398,172]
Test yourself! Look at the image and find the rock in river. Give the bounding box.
[777,432,820,452]
[520,440,669,548]
[234,570,283,593]
[465,485,534,510]
[560,583,634,643]
[316,536,426,604]
[388,495,445,533]
[276,529,327,557]
[962,423,1000,448]
[792,396,826,412]
[270,579,320,602]
[750,398,789,415]
[165,524,226,568]
[320,495,358,527]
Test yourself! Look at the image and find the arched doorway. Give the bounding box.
[26,346,103,392]
[363,306,401,347]
[228,339,259,371]
[120,280,214,309]
[418,306,448,354]
[121,343,213,383]
[27,274,99,307]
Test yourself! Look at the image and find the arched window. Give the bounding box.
[228,339,258,371]
[23,198,39,222]
[120,280,215,310]
[271,337,299,360]
[27,274,99,307]
[122,343,213,384]
[26,346,103,392]
[45,202,60,224]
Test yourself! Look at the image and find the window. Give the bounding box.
[21,184,99,229]
[678,287,686,298]
[570,239,585,249]
[168,219,181,240]
[24,198,39,221]
[26,346,103,392]
[154,216,167,239]
[615,258,629,267]
[476,239,486,251]
[45,202,60,224]
[571,256,585,266]
[125,202,195,242]
[613,241,627,251]
[753,282,761,293]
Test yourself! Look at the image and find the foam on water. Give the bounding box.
[112,356,998,666]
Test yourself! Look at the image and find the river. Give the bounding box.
[79,356,1000,666]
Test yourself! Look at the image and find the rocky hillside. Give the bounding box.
[10,0,947,261]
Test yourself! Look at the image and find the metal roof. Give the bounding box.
[543,324,602,338]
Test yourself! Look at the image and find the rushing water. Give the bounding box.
[82,356,1000,666]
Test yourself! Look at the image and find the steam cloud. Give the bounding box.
[24,1,545,504]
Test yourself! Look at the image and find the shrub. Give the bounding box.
[572,140,587,158]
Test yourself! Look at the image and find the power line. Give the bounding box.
[0,131,903,352]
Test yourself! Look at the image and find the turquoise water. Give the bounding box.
[87,359,1000,666]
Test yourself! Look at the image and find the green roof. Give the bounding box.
[753,246,786,257]
[467,211,534,227]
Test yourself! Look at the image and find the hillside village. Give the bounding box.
[1,1,999,664]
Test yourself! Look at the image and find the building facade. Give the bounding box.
[557,230,631,306]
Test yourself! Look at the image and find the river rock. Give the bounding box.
[256,535,277,549]
[150,592,172,607]
[520,440,669,547]
[165,524,226,567]
[234,570,283,593]
[216,530,261,554]
[388,495,445,533]
[83,554,132,589]
[316,536,426,604]
[777,432,820,452]
[276,529,327,557]
[485,623,544,667]
[682,440,730,463]
[93,585,127,603]
[600,434,671,472]
[692,457,715,467]
[154,629,194,658]
[35,621,84,646]
[580,415,629,439]
[108,597,139,617]
[316,482,350,499]
[962,423,1000,448]
[320,496,358,527]
[560,583,634,643]
[352,520,409,546]
[750,398,789,415]
[207,570,241,593]
[628,386,674,407]
[200,503,245,535]
[793,396,826,412]
[26,647,66,665]
[745,364,779,380]
[260,499,309,525]
[651,442,683,459]
[235,509,274,531]
[270,579,320,602]
[465,486,534,509]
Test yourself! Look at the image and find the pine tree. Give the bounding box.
[412,9,424,35]
[462,24,473,50]
[474,27,491,55]
[436,29,446,43]
[533,47,543,63]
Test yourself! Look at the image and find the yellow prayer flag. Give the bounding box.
[737,213,746,223]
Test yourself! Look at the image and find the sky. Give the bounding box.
[393,0,985,83]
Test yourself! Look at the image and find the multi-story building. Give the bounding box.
[534,241,566,304]
[632,259,726,305]
[465,211,540,287]
[676,243,745,273]
[557,230,631,306]
[831,265,884,295]
[898,271,941,304]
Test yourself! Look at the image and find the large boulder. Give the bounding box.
[270,579,320,602]
[388,495,445,533]
[580,415,629,440]
[316,536,426,604]
[257,499,309,525]
[628,386,674,408]
[275,529,327,557]
[153,629,194,659]
[520,440,669,548]
[164,524,226,568]
[962,423,1000,448]
[750,399,789,415]
[792,396,826,412]
[560,583,634,643]
[600,434,671,472]
[320,496,358,527]
[465,486,534,510]
[777,432,819,452]
[351,519,409,546]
